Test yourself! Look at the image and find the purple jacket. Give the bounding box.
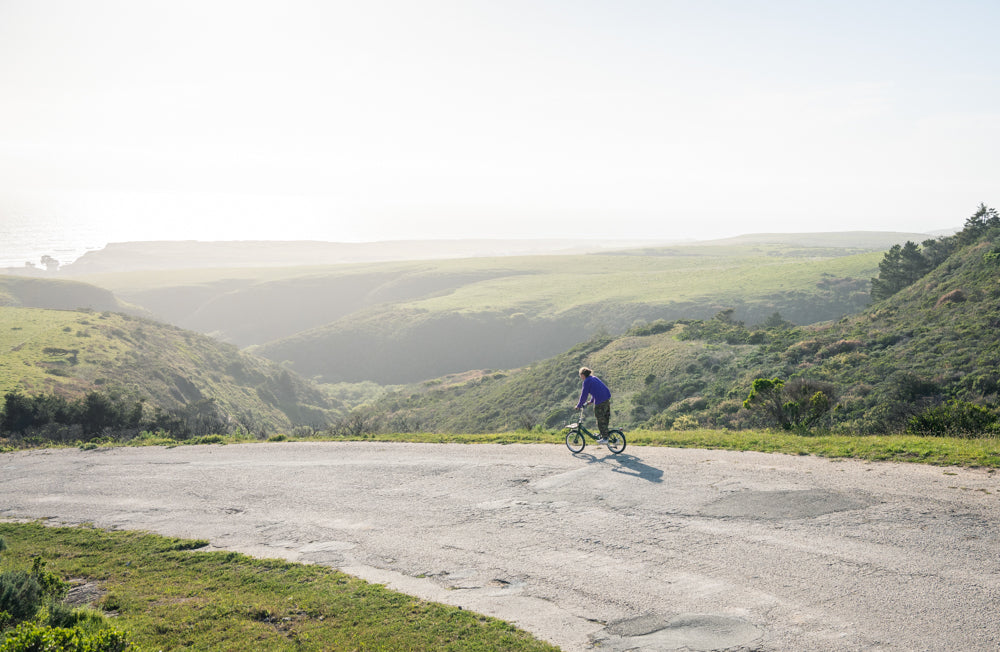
[576,375,611,409]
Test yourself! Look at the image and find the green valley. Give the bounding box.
[71,234,904,384]
[3,220,998,443]
[358,213,1000,437]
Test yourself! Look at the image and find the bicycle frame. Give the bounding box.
[568,416,600,441]
[564,410,626,454]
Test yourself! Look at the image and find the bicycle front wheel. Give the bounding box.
[565,429,585,453]
[606,429,626,454]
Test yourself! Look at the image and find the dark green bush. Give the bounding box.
[0,621,135,652]
[0,570,42,623]
[31,557,68,601]
[742,377,835,432]
[906,400,998,437]
[46,601,82,629]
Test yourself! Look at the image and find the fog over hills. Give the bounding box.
[5,232,941,277]
[55,239,672,275]
[10,230,932,386]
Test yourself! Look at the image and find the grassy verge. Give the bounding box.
[270,430,1000,468]
[624,429,1000,468]
[0,522,558,652]
[4,429,999,469]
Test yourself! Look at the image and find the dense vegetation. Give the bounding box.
[0,533,137,650]
[870,204,998,300]
[0,307,335,442]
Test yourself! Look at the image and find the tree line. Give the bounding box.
[871,203,999,300]
[0,390,231,442]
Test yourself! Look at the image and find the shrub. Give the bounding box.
[627,319,676,336]
[186,434,225,445]
[32,556,69,601]
[671,414,699,430]
[669,396,708,413]
[934,288,967,308]
[0,570,42,623]
[46,601,78,629]
[0,622,135,652]
[817,339,862,358]
[742,377,835,432]
[906,400,999,438]
[782,339,823,362]
[967,373,1000,397]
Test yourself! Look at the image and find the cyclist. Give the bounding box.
[575,367,612,443]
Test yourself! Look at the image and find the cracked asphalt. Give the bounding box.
[2,441,998,651]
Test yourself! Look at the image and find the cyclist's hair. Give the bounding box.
[579,367,592,377]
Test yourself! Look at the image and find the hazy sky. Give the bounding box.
[2,0,998,243]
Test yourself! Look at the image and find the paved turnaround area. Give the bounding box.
[2,442,998,651]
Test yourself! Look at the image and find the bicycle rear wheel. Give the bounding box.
[606,429,626,454]
[565,429,585,453]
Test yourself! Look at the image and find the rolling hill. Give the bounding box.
[5,226,987,439]
[0,275,141,314]
[73,234,928,384]
[252,244,883,383]
[0,306,335,434]
[360,226,1000,435]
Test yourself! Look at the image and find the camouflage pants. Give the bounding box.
[594,400,611,437]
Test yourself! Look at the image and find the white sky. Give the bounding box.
[1,0,999,243]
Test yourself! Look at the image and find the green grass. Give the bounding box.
[389,430,1000,468]
[389,249,883,315]
[79,246,882,345]
[0,522,558,652]
[0,307,125,396]
[0,305,335,432]
[24,428,990,469]
[624,429,1000,468]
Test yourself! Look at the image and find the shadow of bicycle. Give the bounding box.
[572,451,664,483]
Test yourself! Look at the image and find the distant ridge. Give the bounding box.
[58,239,672,275]
[0,275,135,313]
[693,231,938,248]
[53,232,945,275]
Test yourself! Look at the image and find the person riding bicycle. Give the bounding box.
[575,367,612,443]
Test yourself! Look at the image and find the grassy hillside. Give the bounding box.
[0,275,139,314]
[361,229,1000,435]
[71,233,924,386]
[253,245,882,383]
[0,307,335,434]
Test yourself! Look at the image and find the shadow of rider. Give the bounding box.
[572,451,664,483]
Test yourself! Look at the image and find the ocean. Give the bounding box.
[0,213,110,270]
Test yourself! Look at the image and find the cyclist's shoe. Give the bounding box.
[596,437,608,444]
